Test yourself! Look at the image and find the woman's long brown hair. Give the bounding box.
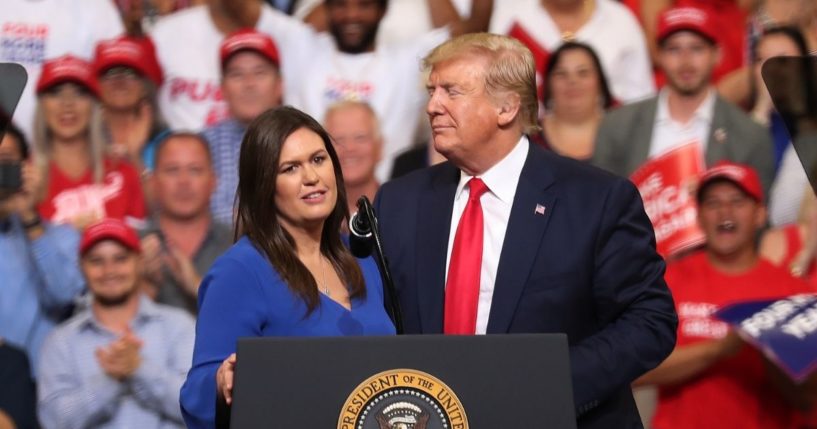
[234,106,365,314]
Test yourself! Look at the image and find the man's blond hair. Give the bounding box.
[423,33,539,134]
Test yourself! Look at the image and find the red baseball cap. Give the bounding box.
[94,36,164,86]
[219,29,280,69]
[657,6,717,45]
[80,218,141,255]
[36,55,100,98]
[697,161,764,202]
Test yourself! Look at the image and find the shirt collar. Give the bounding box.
[146,216,220,256]
[135,295,162,320]
[78,294,161,332]
[224,118,248,133]
[656,88,716,125]
[455,136,529,205]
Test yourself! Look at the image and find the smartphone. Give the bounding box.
[0,161,21,191]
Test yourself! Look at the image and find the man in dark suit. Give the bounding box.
[592,6,774,195]
[374,33,678,428]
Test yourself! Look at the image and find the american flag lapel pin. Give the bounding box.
[535,204,546,215]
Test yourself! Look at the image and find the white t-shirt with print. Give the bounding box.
[376,0,471,46]
[0,0,123,141]
[152,5,327,132]
[490,0,655,104]
[293,0,472,47]
[151,6,230,131]
[257,9,449,182]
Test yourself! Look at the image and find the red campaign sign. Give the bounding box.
[630,142,706,258]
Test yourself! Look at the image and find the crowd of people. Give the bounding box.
[1,0,817,428]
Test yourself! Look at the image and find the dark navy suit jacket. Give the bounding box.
[374,143,678,429]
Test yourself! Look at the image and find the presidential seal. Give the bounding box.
[338,369,468,429]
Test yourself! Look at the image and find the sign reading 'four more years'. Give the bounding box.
[338,369,468,429]
[715,294,817,382]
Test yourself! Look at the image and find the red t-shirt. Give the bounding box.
[771,225,817,428]
[39,158,146,225]
[654,251,811,429]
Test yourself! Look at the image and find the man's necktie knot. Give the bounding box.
[467,178,489,202]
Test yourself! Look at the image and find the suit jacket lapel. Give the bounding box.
[705,96,732,166]
[630,99,658,176]
[487,148,558,333]
[415,163,459,333]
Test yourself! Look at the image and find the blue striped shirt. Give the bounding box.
[202,118,246,226]
[37,296,195,429]
[0,216,84,375]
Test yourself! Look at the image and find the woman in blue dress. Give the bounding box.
[179,106,396,428]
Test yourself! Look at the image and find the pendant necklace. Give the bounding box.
[319,257,330,297]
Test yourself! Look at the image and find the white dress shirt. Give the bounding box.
[648,88,716,159]
[445,137,529,334]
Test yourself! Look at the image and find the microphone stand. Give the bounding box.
[354,196,404,334]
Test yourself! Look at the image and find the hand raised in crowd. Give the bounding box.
[220,0,262,30]
[123,101,154,164]
[0,161,42,221]
[163,240,202,298]
[790,199,817,279]
[96,328,144,381]
[141,233,166,286]
[122,0,146,36]
[1,162,48,240]
[69,212,103,232]
[108,101,154,170]
[216,353,237,405]
[139,234,202,298]
[750,88,775,126]
[151,0,178,15]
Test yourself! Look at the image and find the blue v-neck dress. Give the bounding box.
[180,236,395,428]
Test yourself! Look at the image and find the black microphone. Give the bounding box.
[349,206,374,258]
[349,196,403,334]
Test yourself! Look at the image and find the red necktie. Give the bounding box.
[444,178,489,334]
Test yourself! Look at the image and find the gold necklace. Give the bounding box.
[559,0,595,41]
